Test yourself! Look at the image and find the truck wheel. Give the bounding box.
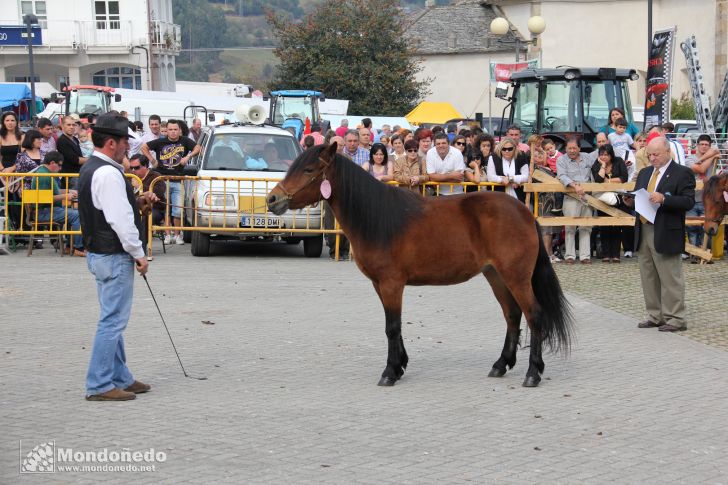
[303,235,323,258]
[191,232,210,257]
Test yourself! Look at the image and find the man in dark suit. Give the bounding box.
[633,137,695,332]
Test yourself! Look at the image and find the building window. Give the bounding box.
[93,67,142,90]
[20,0,48,29]
[95,1,120,30]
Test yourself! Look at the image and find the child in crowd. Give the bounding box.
[542,139,562,172]
[607,118,634,160]
[78,128,94,158]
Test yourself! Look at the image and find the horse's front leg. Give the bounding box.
[373,280,407,386]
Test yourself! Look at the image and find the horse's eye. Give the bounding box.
[304,167,314,174]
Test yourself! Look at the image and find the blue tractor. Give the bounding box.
[268,90,329,140]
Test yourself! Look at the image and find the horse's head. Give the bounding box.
[703,172,728,237]
[267,142,337,215]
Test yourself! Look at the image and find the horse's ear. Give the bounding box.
[323,142,337,162]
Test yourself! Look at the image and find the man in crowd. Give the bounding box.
[375,124,391,143]
[130,114,162,157]
[56,114,88,189]
[556,137,594,264]
[78,112,150,401]
[342,129,369,166]
[335,119,349,138]
[307,122,325,146]
[506,125,530,153]
[658,122,686,165]
[129,153,166,251]
[188,118,202,143]
[37,117,56,158]
[329,135,345,153]
[31,151,84,256]
[141,119,200,245]
[632,137,695,332]
[426,132,465,195]
[358,126,372,151]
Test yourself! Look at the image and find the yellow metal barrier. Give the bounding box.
[1,172,142,255]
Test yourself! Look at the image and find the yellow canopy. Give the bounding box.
[405,101,463,126]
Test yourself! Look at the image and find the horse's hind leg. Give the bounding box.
[483,267,522,378]
[505,281,545,387]
[373,280,407,387]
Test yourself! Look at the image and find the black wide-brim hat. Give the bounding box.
[92,113,131,138]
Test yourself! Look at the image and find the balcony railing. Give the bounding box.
[3,20,180,52]
[150,21,181,53]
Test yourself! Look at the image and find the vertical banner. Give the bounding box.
[489,59,538,83]
[644,27,676,129]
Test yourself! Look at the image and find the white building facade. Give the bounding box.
[407,0,728,120]
[0,0,180,92]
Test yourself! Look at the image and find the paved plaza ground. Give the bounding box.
[1,240,727,483]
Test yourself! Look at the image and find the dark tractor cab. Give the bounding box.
[498,67,640,150]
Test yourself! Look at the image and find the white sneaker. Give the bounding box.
[163,234,171,245]
[175,233,184,245]
[624,251,633,258]
[550,254,562,263]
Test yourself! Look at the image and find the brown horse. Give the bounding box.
[267,143,573,387]
[703,172,728,237]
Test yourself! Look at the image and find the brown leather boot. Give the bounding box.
[86,388,136,401]
[124,381,151,394]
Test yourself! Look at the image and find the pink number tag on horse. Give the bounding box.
[724,191,728,203]
[320,179,332,200]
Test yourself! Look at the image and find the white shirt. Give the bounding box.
[131,130,160,157]
[90,151,144,259]
[650,159,672,190]
[669,139,686,166]
[425,146,465,195]
[486,156,529,199]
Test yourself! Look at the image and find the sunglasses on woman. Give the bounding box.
[406,149,418,153]
[501,147,514,152]
[454,141,465,146]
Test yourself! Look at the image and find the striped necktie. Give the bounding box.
[639,168,660,224]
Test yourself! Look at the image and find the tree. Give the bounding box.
[267,0,430,115]
[671,92,696,120]
[173,0,231,81]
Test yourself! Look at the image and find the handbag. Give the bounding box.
[594,191,620,206]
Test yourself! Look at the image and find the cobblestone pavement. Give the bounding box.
[1,241,727,484]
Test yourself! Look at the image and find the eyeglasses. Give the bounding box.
[454,142,465,146]
[129,165,142,171]
[501,147,515,152]
[406,149,418,153]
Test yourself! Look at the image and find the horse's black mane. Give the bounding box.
[704,172,727,200]
[293,145,426,245]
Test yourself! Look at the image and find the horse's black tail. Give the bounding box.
[531,221,574,354]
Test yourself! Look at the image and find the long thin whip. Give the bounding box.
[142,274,207,380]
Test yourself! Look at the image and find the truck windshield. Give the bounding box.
[582,80,633,132]
[68,90,106,115]
[271,96,314,125]
[512,78,633,135]
[204,133,302,172]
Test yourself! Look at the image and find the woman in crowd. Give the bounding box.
[465,133,496,188]
[389,134,406,163]
[393,139,428,193]
[362,143,393,182]
[416,128,433,159]
[591,144,628,263]
[15,129,43,174]
[399,129,414,143]
[624,131,646,180]
[487,137,530,202]
[451,134,467,158]
[532,146,563,262]
[0,111,23,169]
[601,107,640,138]
[379,135,391,153]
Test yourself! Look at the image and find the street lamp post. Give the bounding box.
[23,14,39,121]
[489,15,546,63]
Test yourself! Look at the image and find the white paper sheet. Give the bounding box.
[633,188,659,224]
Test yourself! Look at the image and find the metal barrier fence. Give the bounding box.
[673,132,728,173]
[1,172,142,255]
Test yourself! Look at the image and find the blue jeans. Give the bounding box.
[37,206,83,249]
[686,200,704,247]
[85,252,136,395]
[168,181,181,218]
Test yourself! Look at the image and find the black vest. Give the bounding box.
[78,156,142,254]
[492,153,529,202]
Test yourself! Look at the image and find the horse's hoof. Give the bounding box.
[522,375,541,387]
[378,376,397,387]
[488,367,506,378]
